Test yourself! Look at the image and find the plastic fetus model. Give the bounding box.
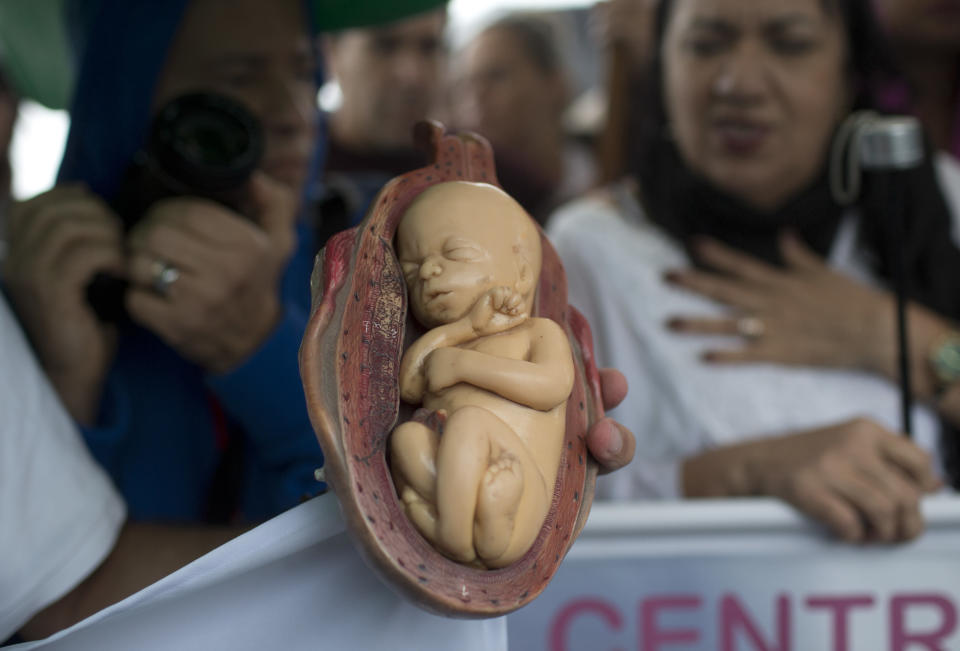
[300,121,602,617]
[390,181,574,569]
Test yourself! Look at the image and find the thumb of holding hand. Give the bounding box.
[250,170,298,258]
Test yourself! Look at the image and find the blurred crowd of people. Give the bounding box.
[1,0,959,644]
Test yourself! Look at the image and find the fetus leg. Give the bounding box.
[435,406,539,565]
[390,420,440,502]
[390,421,443,544]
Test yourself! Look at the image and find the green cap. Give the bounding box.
[312,0,448,32]
[0,0,450,110]
[0,0,73,110]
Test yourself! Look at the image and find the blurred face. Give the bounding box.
[874,0,960,49]
[451,27,565,151]
[153,0,318,192]
[397,183,536,328]
[663,0,850,210]
[325,10,446,149]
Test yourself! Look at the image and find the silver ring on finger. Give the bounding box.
[736,316,766,340]
[150,259,180,297]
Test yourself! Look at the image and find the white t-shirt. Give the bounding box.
[0,297,126,639]
[548,155,960,499]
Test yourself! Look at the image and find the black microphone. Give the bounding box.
[858,116,924,437]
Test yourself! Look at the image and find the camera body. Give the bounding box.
[87,91,264,322]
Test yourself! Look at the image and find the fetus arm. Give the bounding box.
[425,320,574,410]
[398,318,477,403]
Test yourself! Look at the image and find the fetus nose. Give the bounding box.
[420,257,443,279]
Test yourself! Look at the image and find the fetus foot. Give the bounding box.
[474,453,524,562]
[401,485,439,545]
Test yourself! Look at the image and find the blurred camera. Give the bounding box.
[86,91,264,322]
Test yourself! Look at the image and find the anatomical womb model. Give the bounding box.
[299,122,601,616]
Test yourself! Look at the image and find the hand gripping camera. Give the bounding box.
[86,91,264,322]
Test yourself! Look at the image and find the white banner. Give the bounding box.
[508,496,960,651]
[13,494,507,651]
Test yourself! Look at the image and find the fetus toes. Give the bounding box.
[474,453,524,562]
[401,485,439,545]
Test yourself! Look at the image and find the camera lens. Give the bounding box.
[151,92,264,194]
[174,113,247,166]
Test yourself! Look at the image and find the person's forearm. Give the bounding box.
[20,522,246,640]
[48,367,108,427]
[681,440,765,498]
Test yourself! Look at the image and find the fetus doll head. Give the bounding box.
[396,181,542,329]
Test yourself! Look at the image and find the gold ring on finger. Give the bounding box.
[736,316,766,340]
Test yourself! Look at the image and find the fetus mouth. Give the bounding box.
[425,288,452,302]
